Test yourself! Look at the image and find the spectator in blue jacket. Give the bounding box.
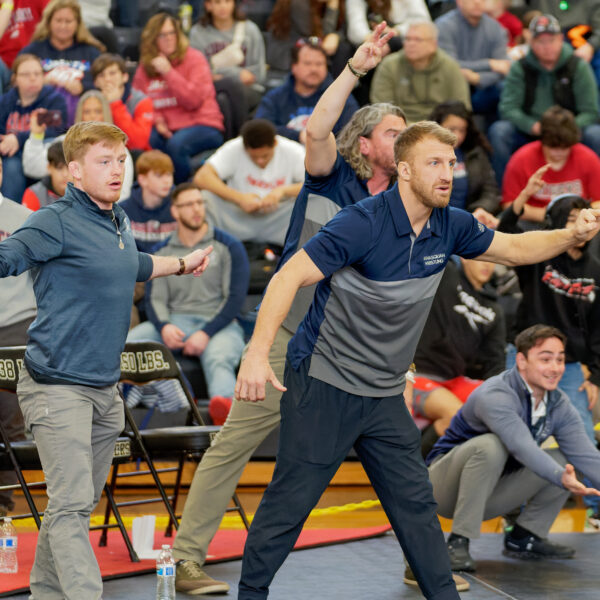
[255,38,358,145]
[427,324,600,572]
[127,182,249,402]
[0,53,67,202]
[20,0,105,125]
[119,150,177,254]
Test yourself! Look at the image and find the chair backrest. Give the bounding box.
[0,346,25,393]
[120,341,205,426]
[121,341,181,384]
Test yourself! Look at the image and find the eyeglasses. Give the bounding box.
[294,36,323,49]
[157,30,178,39]
[174,199,204,209]
[404,35,434,43]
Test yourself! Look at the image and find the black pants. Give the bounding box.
[238,358,459,600]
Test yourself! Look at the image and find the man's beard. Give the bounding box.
[409,177,451,209]
[180,217,205,231]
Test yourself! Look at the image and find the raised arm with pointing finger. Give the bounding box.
[305,21,396,178]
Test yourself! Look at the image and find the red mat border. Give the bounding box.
[0,524,391,597]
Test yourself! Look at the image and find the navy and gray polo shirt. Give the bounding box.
[279,152,370,332]
[287,184,495,397]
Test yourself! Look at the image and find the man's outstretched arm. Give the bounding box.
[305,21,394,177]
[235,249,325,402]
[478,208,600,267]
[149,246,213,279]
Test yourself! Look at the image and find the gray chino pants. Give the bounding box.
[172,325,292,565]
[17,368,124,600]
[429,433,570,540]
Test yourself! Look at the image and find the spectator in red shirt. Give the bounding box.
[92,53,154,152]
[133,12,225,184]
[485,0,522,47]
[0,0,50,68]
[502,105,600,225]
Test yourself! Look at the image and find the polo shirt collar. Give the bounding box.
[386,184,444,239]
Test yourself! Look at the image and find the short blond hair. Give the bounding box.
[394,121,456,165]
[136,150,174,176]
[63,122,127,163]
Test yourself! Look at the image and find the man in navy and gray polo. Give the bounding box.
[235,121,600,600]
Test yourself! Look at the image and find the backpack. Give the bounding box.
[520,54,579,114]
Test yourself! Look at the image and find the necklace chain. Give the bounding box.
[111,210,125,249]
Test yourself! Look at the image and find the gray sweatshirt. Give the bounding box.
[189,19,266,85]
[0,196,36,329]
[435,9,508,88]
[428,367,600,490]
[145,222,249,338]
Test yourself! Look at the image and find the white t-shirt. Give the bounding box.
[205,135,306,245]
[208,135,305,196]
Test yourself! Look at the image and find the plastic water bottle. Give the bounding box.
[156,544,175,600]
[0,517,18,573]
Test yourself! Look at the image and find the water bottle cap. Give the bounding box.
[3,517,11,523]
[161,544,170,549]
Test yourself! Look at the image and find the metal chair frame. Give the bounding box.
[0,346,140,561]
[98,341,249,549]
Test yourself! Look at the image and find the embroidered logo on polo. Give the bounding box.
[423,252,445,266]
[541,266,596,302]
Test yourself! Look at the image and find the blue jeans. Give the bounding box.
[1,152,27,203]
[488,120,533,187]
[506,344,599,511]
[471,82,501,118]
[127,315,245,398]
[150,125,223,184]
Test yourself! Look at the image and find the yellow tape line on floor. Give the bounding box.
[14,499,384,530]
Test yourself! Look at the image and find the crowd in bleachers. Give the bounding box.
[3,1,600,595]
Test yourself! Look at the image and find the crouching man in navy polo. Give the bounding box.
[234,120,600,600]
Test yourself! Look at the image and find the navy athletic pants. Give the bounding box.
[238,359,459,600]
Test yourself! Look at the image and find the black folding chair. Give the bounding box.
[0,346,139,561]
[98,341,249,548]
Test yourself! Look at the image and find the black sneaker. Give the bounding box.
[447,535,476,572]
[503,531,575,560]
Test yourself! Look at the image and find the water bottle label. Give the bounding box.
[0,538,16,548]
[157,566,174,576]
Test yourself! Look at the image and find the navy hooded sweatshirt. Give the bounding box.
[0,84,68,148]
[255,73,359,142]
[118,183,177,253]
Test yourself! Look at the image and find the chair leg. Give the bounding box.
[99,464,119,547]
[232,492,250,531]
[103,482,140,562]
[165,454,185,537]
[0,424,42,528]
[142,452,180,530]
